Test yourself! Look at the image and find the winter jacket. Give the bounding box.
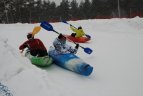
[70,26,85,37]
[53,38,77,54]
[19,38,48,56]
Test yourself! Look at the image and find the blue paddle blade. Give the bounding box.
[62,20,68,24]
[85,34,91,39]
[40,21,54,31]
[84,47,93,54]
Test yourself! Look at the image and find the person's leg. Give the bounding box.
[38,50,48,57]
[30,50,38,56]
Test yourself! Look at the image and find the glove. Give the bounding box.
[70,24,72,26]
[75,44,79,49]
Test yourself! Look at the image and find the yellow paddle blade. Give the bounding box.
[32,26,41,36]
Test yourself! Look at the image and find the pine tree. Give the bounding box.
[70,0,79,20]
[80,0,91,19]
[0,0,16,23]
[58,0,70,20]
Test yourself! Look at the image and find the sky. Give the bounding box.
[0,17,143,96]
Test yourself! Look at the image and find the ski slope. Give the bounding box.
[0,17,143,96]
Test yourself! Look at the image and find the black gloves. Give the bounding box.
[75,44,79,49]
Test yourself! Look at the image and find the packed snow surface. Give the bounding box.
[0,17,143,96]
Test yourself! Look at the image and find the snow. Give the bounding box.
[0,17,143,96]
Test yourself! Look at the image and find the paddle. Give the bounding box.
[32,26,41,37]
[40,21,93,54]
[61,20,91,39]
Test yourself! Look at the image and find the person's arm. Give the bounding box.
[70,25,78,33]
[19,41,28,50]
[65,44,79,54]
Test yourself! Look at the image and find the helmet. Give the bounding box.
[58,34,66,40]
[78,26,82,29]
[27,33,33,39]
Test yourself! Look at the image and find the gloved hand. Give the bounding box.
[70,24,72,26]
[75,44,79,49]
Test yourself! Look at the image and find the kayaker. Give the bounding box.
[53,34,79,54]
[19,33,48,57]
[70,25,85,37]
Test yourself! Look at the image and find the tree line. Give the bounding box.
[0,0,143,23]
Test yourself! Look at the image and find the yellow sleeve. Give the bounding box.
[70,26,78,33]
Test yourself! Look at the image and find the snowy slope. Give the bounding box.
[0,17,143,96]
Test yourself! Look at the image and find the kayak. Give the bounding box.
[48,47,93,76]
[65,35,90,43]
[25,52,53,67]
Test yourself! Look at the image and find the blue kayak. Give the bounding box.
[48,48,93,76]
